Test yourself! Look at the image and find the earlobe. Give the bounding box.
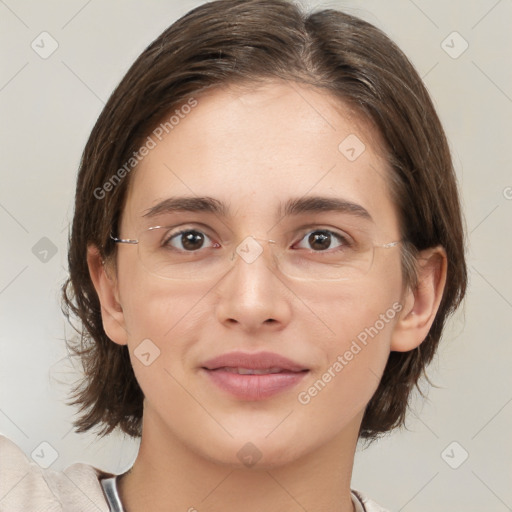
[87,245,128,346]
[391,246,447,352]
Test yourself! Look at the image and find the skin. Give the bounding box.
[88,81,447,512]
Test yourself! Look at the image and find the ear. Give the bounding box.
[87,245,128,346]
[391,246,447,352]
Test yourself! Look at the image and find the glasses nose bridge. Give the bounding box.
[248,235,278,246]
[231,235,280,269]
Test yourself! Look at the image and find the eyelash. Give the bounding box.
[162,226,353,252]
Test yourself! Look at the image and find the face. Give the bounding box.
[108,81,407,467]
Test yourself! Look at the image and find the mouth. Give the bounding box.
[207,366,306,375]
[200,351,309,400]
[201,350,308,373]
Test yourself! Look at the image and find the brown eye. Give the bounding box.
[296,230,349,252]
[164,230,213,251]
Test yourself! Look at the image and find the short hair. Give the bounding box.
[62,0,467,442]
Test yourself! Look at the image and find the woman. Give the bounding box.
[0,0,466,510]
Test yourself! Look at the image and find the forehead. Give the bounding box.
[123,81,399,236]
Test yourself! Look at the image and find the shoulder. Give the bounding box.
[0,434,113,512]
[351,488,390,512]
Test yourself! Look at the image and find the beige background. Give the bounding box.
[1,0,511,510]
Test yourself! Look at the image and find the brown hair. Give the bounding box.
[62,0,467,441]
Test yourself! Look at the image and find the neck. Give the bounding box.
[117,412,360,512]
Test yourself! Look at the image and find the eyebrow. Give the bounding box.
[143,195,373,222]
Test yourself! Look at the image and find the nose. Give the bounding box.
[214,237,293,333]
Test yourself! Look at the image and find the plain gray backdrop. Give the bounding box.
[1,1,511,510]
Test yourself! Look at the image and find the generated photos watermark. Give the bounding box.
[297,301,403,405]
[93,97,198,200]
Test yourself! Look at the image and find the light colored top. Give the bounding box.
[0,435,389,511]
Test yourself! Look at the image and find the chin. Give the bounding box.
[198,432,311,470]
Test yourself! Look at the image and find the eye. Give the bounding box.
[294,229,351,252]
[163,229,219,252]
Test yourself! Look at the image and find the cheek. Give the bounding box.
[115,252,207,386]
[296,280,402,419]
[116,245,203,339]
[118,279,206,406]
[304,275,402,351]
[120,276,206,347]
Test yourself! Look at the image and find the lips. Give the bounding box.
[201,351,309,400]
[201,351,308,373]
[216,367,286,375]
